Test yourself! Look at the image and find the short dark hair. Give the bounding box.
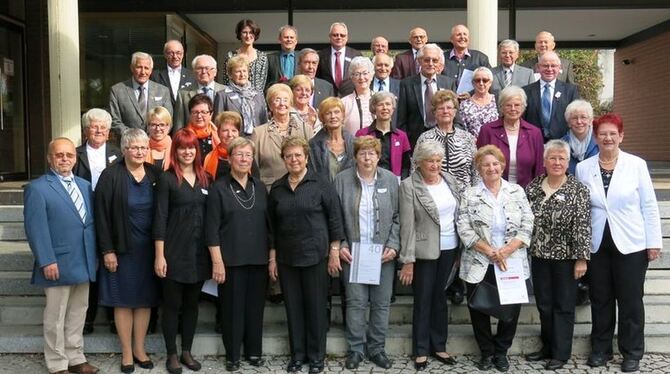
[236,19,261,41]
[188,93,213,113]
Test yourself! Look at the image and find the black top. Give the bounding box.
[197,136,215,158]
[268,168,345,267]
[205,174,270,267]
[153,171,211,283]
[95,159,161,255]
[214,157,261,181]
[74,143,122,182]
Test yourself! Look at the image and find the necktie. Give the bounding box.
[138,86,147,117]
[202,86,213,101]
[504,69,512,88]
[334,51,343,87]
[378,80,385,92]
[424,79,435,126]
[414,51,420,74]
[282,54,294,79]
[541,83,552,133]
[64,177,86,222]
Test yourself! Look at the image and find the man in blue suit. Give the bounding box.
[24,137,99,374]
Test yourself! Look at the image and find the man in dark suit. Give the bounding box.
[371,36,389,56]
[523,51,580,141]
[150,40,196,105]
[172,54,226,132]
[442,24,491,91]
[317,22,362,95]
[397,44,457,148]
[491,39,536,92]
[266,25,300,88]
[109,52,173,138]
[391,27,428,81]
[298,48,335,109]
[24,137,99,374]
[521,31,576,84]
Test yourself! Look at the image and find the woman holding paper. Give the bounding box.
[397,140,461,371]
[524,139,591,370]
[456,144,534,372]
[331,136,399,370]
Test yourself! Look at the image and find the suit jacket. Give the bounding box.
[396,74,457,147]
[523,79,580,140]
[317,46,362,95]
[399,171,461,263]
[150,66,197,104]
[213,86,268,135]
[73,143,122,183]
[442,48,491,87]
[491,64,536,92]
[521,56,576,84]
[576,151,663,254]
[266,50,299,89]
[109,79,173,135]
[370,77,401,98]
[313,77,335,109]
[391,49,418,80]
[24,171,97,287]
[172,82,227,133]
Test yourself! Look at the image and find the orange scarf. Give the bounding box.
[146,136,172,170]
[204,144,228,178]
[187,121,221,147]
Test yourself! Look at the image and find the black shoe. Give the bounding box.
[477,356,494,371]
[621,359,640,372]
[120,363,134,373]
[133,355,154,369]
[286,360,303,372]
[166,354,182,374]
[545,359,566,370]
[414,357,428,371]
[267,294,284,304]
[525,350,550,362]
[180,352,202,371]
[576,281,590,306]
[369,352,393,369]
[246,356,265,367]
[431,352,456,365]
[83,323,94,335]
[224,360,240,372]
[449,290,464,305]
[345,352,364,370]
[493,355,510,372]
[308,360,324,373]
[587,353,612,367]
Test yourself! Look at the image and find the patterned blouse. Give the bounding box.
[525,174,591,260]
[222,50,269,93]
[415,126,479,191]
[459,96,499,138]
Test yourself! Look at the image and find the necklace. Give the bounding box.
[598,154,618,165]
[229,182,256,210]
[546,175,566,190]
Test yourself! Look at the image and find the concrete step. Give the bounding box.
[0,241,32,271]
[0,223,25,241]
[1,322,670,355]
[0,189,23,205]
[0,272,40,296]
[0,206,23,223]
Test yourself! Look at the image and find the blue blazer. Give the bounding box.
[24,171,97,287]
[561,133,599,175]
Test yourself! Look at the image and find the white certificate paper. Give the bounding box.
[494,258,529,305]
[349,242,383,285]
[201,279,218,297]
[457,69,474,94]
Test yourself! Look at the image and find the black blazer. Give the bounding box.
[266,51,299,90]
[74,143,122,183]
[316,46,362,95]
[441,48,491,88]
[522,79,580,140]
[150,67,197,104]
[313,78,335,109]
[95,160,161,255]
[396,74,457,147]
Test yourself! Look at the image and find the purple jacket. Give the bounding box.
[356,124,411,177]
[476,118,545,188]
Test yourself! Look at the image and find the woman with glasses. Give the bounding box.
[95,128,161,373]
[185,94,219,158]
[341,57,375,134]
[222,19,269,93]
[459,67,499,138]
[145,106,173,170]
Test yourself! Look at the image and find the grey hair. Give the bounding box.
[163,40,183,53]
[372,53,394,68]
[227,136,256,156]
[329,22,348,34]
[81,108,112,130]
[121,128,149,150]
[498,39,520,52]
[369,91,397,114]
[278,24,298,38]
[413,140,445,165]
[131,52,153,68]
[472,66,493,81]
[564,99,594,122]
[348,56,374,78]
[297,48,319,64]
[191,54,217,69]
[498,85,527,113]
[417,43,445,64]
[539,51,561,65]
[543,139,570,159]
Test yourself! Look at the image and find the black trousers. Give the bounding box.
[531,257,577,361]
[466,265,521,357]
[589,223,648,360]
[412,250,455,356]
[278,259,329,363]
[161,278,204,354]
[219,265,267,362]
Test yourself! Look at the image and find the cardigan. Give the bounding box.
[308,128,355,182]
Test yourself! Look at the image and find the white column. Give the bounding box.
[48,0,81,143]
[467,0,498,67]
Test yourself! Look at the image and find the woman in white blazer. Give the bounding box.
[575,113,662,373]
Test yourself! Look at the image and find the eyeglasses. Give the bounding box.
[570,115,591,121]
[191,110,211,116]
[473,78,490,83]
[149,123,169,128]
[330,33,347,38]
[422,57,440,63]
[166,51,183,57]
[357,151,378,158]
[272,98,290,105]
[540,64,560,69]
[546,156,567,163]
[411,35,427,40]
[283,153,305,160]
[352,71,370,78]
[51,152,76,159]
[88,126,109,132]
[232,152,253,159]
[126,146,149,153]
[195,67,215,72]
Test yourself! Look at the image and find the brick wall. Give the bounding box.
[614,30,670,161]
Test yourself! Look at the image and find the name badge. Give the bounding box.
[377,188,387,193]
[108,155,117,163]
[230,94,239,100]
[394,141,400,147]
[154,96,163,101]
[201,188,209,195]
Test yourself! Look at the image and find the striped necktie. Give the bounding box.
[63,177,86,222]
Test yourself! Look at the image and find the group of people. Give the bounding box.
[24,18,663,374]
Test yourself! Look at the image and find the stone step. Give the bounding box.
[0,223,25,241]
[1,322,670,355]
[0,189,24,205]
[0,272,40,296]
[0,206,23,223]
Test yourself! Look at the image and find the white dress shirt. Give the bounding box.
[357,171,377,243]
[426,179,458,250]
[86,142,107,190]
[167,66,182,98]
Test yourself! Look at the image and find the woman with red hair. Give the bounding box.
[153,129,215,374]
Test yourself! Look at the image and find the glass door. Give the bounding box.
[0,19,26,180]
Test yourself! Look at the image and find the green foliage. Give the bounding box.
[518,49,606,114]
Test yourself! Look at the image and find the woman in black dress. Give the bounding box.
[95,128,161,373]
[153,129,213,373]
[206,137,270,371]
